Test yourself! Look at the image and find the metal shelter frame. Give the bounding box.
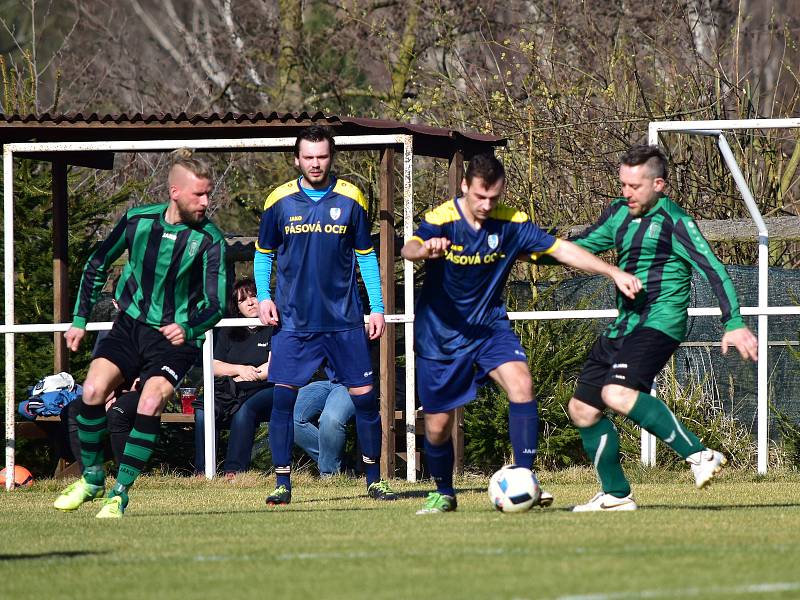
[1,133,427,488]
[0,111,505,490]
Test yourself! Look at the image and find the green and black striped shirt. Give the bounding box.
[72,203,228,345]
[572,196,745,341]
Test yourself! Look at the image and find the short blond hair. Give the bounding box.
[169,147,212,182]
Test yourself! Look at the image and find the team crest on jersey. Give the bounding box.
[487,234,499,250]
[188,239,200,257]
[329,207,342,221]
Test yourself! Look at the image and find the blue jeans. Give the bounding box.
[194,386,274,473]
[293,381,355,475]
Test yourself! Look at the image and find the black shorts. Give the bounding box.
[93,313,200,388]
[574,327,680,409]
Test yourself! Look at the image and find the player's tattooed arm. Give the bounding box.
[401,237,451,261]
[549,239,642,300]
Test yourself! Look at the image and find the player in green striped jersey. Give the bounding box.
[54,149,228,518]
[566,145,758,512]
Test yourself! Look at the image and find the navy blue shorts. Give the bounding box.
[268,327,373,388]
[417,328,528,413]
[574,327,680,409]
[93,313,200,388]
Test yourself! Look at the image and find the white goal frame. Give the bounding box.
[645,118,800,474]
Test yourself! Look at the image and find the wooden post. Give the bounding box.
[448,151,465,474]
[52,159,69,373]
[379,148,397,479]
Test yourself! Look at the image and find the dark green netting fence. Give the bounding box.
[514,265,800,443]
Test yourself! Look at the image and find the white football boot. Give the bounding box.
[534,490,554,508]
[686,449,727,488]
[572,491,638,512]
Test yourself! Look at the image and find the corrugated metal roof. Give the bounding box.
[0,111,504,160]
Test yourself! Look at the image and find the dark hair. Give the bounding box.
[232,278,257,308]
[229,278,260,340]
[294,125,336,158]
[464,153,505,186]
[229,278,257,317]
[620,144,668,180]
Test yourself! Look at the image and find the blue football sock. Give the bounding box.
[508,400,539,469]
[350,390,382,485]
[270,386,298,490]
[424,437,455,496]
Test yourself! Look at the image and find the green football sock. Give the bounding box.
[116,414,160,489]
[77,402,108,485]
[627,392,704,459]
[578,416,631,498]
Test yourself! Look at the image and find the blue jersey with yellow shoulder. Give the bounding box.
[411,198,559,360]
[256,176,374,332]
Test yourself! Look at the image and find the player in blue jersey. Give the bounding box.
[401,153,642,514]
[255,125,395,504]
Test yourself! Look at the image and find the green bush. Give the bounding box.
[464,283,598,472]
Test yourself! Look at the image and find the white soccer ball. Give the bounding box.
[488,465,540,513]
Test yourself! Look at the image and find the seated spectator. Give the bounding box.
[293,380,355,476]
[194,277,273,477]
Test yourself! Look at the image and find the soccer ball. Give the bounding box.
[488,465,540,513]
[0,465,34,488]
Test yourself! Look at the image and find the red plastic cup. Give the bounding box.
[178,387,196,415]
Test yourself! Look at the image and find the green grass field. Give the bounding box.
[3,467,800,600]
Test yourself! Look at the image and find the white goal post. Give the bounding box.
[645,118,800,474]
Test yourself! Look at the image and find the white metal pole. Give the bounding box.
[402,135,417,481]
[640,126,662,466]
[650,118,800,132]
[4,147,15,490]
[640,383,658,467]
[202,331,216,479]
[5,134,411,154]
[716,134,770,474]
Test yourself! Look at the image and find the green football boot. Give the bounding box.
[53,477,104,511]
[415,491,457,515]
[367,479,398,501]
[95,492,128,519]
[265,485,292,505]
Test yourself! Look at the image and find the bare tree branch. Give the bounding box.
[128,0,209,94]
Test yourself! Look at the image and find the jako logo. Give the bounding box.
[363,370,373,378]
[161,365,178,380]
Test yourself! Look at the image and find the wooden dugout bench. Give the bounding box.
[16,411,425,479]
[15,413,195,479]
